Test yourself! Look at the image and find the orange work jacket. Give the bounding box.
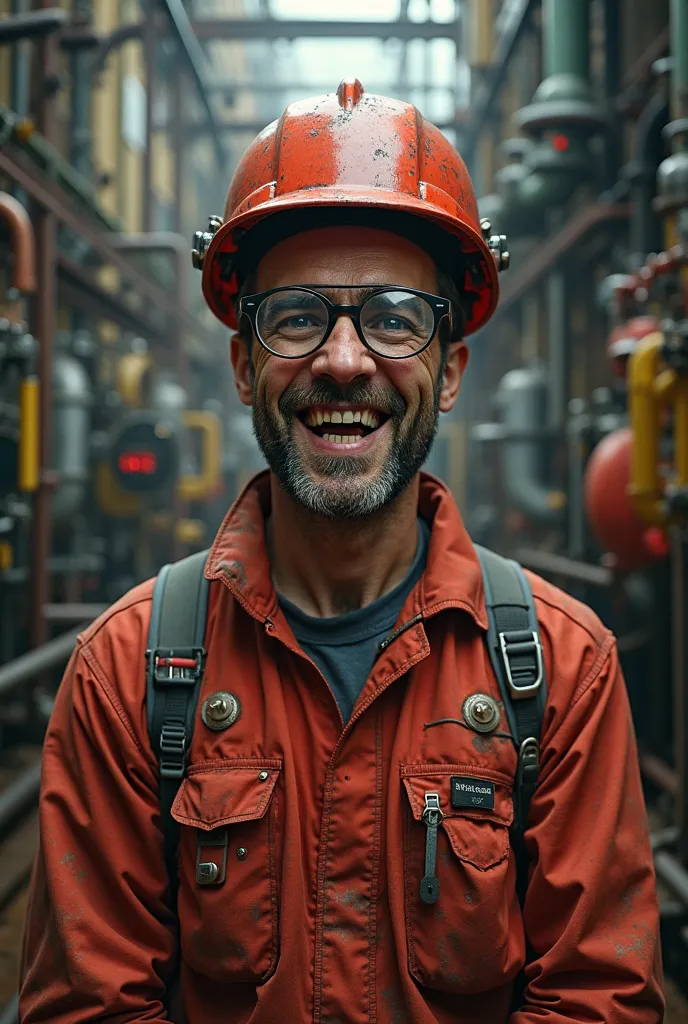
[20,472,665,1023]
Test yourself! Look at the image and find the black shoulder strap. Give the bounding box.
[474,545,547,906]
[146,549,210,893]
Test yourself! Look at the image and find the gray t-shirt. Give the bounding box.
[278,518,431,722]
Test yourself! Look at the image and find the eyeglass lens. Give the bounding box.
[255,288,436,357]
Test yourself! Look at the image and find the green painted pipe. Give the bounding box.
[671,0,688,122]
[543,0,589,80]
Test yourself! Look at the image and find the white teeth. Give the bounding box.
[353,411,362,422]
[316,411,324,425]
[342,410,354,424]
[323,410,331,423]
[330,410,343,424]
[322,433,359,444]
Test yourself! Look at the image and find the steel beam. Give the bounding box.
[0,8,67,44]
[57,253,168,340]
[190,19,459,40]
[493,203,630,318]
[0,145,219,353]
[159,0,228,168]
[461,0,538,170]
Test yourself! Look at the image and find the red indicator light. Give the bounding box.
[118,450,158,475]
[552,134,569,152]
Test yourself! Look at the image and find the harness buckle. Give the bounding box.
[146,646,205,688]
[498,629,543,699]
[159,722,187,779]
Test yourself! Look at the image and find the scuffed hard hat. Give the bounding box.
[194,78,509,337]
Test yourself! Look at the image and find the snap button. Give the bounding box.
[201,691,241,731]
[237,847,248,860]
[258,770,269,782]
[462,693,500,733]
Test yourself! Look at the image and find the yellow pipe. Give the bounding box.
[675,377,688,488]
[18,376,40,492]
[628,332,666,525]
[653,368,678,403]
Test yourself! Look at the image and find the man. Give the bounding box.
[20,80,664,1023]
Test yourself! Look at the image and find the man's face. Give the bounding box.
[231,226,468,519]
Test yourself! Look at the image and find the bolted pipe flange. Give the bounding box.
[191,214,223,270]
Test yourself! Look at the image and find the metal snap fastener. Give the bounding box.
[236,847,248,860]
[197,861,220,885]
[201,691,241,731]
[462,693,500,733]
[258,770,269,782]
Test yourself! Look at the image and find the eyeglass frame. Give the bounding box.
[238,284,453,360]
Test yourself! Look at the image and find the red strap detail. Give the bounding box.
[157,657,197,668]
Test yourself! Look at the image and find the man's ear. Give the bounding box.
[230,333,254,406]
[438,341,469,414]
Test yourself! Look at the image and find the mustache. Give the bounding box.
[278,380,406,420]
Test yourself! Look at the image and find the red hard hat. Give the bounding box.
[196,79,505,336]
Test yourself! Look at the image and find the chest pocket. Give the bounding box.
[401,763,524,994]
[171,758,283,984]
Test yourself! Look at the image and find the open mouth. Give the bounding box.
[297,406,390,445]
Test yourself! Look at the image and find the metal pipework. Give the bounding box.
[0,625,83,700]
[493,364,566,524]
[109,234,189,375]
[656,0,688,219]
[0,192,36,293]
[0,7,67,44]
[628,329,688,527]
[478,0,606,238]
[51,353,92,522]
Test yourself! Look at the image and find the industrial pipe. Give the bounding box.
[0,192,36,293]
[478,0,606,238]
[0,761,41,835]
[0,108,123,233]
[0,626,83,700]
[655,0,688,217]
[51,353,92,522]
[18,375,39,492]
[0,8,67,44]
[494,364,566,523]
[109,233,189,375]
[628,329,688,526]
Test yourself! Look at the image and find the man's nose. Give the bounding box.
[310,314,376,382]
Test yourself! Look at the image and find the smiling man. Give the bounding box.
[20,81,664,1023]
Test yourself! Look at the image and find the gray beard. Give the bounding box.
[250,377,443,520]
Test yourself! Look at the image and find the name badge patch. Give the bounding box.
[450,776,495,810]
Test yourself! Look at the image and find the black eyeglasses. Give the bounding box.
[238,285,452,359]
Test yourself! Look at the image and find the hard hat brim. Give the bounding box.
[202,185,499,337]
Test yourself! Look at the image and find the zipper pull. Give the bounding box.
[420,791,443,905]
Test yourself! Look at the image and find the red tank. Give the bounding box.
[584,427,669,571]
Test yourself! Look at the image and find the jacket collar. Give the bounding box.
[206,470,487,631]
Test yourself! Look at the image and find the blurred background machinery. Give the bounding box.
[0,0,688,1018]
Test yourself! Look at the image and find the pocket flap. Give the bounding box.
[401,764,513,828]
[171,758,283,831]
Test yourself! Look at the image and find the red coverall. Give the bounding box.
[20,472,665,1023]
